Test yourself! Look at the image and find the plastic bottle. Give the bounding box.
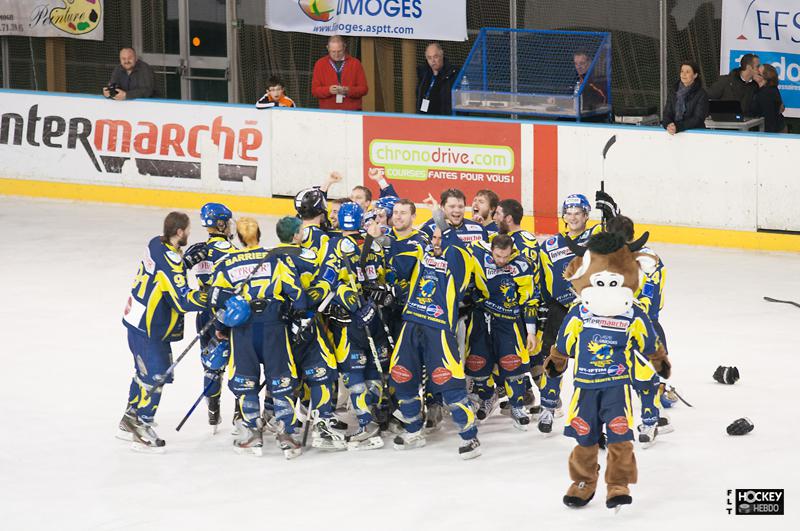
[460,75,470,106]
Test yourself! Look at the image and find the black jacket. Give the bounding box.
[707,67,758,115]
[416,61,459,116]
[109,60,155,100]
[751,86,786,133]
[662,79,708,132]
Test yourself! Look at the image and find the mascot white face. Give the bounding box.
[564,232,657,317]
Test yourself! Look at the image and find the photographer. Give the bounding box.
[103,47,155,101]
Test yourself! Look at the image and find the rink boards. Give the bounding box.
[1,88,799,251]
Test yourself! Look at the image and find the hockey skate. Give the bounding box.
[476,394,498,421]
[347,422,384,451]
[207,396,221,434]
[637,423,658,448]
[119,411,166,453]
[312,417,347,451]
[392,430,426,451]
[261,409,280,434]
[276,432,303,459]
[458,438,482,460]
[233,420,264,456]
[606,494,633,513]
[231,406,243,437]
[510,406,530,431]
[116,408,135,442]
[657,415,674,435]
[423,403,444,433]
[538,408,555,435]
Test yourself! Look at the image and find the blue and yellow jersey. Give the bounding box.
[210,246,307,312]
[635,246,666,323]
[398,230,472,333]
[555,301,660,389]
[483,220,499,239]
[275,243,335,308]
[331,233,387,313]
[386,228,429,306]
[191,234,236,290]
[300,224,332,269]
[420,217,486,246]
[470,241,538,325]
[123,236,208,341]
[538,224,602,306]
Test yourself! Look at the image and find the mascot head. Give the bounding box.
[564,231,657,316]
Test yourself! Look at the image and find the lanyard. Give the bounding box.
[424,73,437,99]
[330,59,346,83]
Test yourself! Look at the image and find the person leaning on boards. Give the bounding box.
[662,61,708,135]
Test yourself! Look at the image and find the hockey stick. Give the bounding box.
[175,375,219,431]
[763,296,800,309]
[145,246,302,400]
[633,350,693,408]
[600,135,617,230]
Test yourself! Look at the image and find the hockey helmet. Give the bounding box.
[373,195,399,220]
[562,193,591,214]
[338,202,364,231]
[295,187,328,219]
[200,202,233,227]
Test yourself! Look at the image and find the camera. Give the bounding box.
[105,83,119,98]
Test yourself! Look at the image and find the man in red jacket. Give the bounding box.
[311,36,368,111]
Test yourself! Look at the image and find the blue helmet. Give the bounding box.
[373,196,399,219]
[200,202,233,227]
[338,202,364,231]
[562,193,591,214]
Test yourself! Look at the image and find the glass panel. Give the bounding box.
[189,0,227,58]
[190,68,228,102]
[142,0,179,55]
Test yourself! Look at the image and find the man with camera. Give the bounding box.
[103,47,155,101]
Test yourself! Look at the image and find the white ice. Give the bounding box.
[0,197,797,531]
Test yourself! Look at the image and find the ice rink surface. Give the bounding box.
[0,197,797,531]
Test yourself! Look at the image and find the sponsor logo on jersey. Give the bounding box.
[499,354,522,372]
[545,236,558,251]
[485,262,521,280]
[458,233,483,243]
[549,247,573,262]
[166,250,182,264]
[431,367,452,385]
[194,260,213,275]
[213,240,232,250]
[143,247,156,274]
[229,262,271,282]
[423,255,448,272]
[466,355,487,372]
[570,416,591,436]
[124,296,132,315]
[608,416,630,435]
[391,365,412,383]
[607,363,627,376]
[591,333,615,345]
[426,304,444,318]
[584,316,629,331]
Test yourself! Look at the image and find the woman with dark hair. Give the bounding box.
[752,64,787,133]
[662,61,709,135]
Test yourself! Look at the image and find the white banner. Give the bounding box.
[266,0,467,41]
[721,0,800,118]
[0,0,104,40]
[0,91,271,196]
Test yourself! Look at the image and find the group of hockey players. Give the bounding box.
[118,169,677,509]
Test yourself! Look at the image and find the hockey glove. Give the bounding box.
[208,286,236,308]
[595,190,620,221]
[713,365,740,385]
[354,300,378,327]
[726,417,754,436]
[289,314,315,345]
[366,284,395,307]
[536,304,549,331]
[183,242,208,269]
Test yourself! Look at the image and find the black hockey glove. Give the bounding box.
[595,190,620,221]
[536,304,549,331]
[183,242,208,269]
[208,286,236,308]
[289,313,315,345]
[365,284,395,307]
[354,300,378,327]
[713,365,740,385]
[726,417,754,436]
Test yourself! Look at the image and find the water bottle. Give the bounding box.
[460,75,470,106]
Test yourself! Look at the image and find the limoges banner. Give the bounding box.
[363,115,522,204]
[721,0,800,118]
[267,0,467,41]
[0,0,104,40]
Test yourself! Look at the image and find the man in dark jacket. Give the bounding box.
[707,53,760,115]
[416,43,459,116]
[103,48,155,100]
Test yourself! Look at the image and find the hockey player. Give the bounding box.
[182,202,237,432]
[389,207,481,459]
[606,214,674,445]
[543,231,670,510]
[421,188,487,244]
[467,234,538,430]
[209,217,310,458]
[471,189,499,237]
[537,194,603,434]
[119,212,210,451]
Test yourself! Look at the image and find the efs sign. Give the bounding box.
[362,115,522,204]
[0,91,270,196]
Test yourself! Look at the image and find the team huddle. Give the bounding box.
[118,173,675,510]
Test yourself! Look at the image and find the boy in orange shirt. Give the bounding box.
[256,76,296,109]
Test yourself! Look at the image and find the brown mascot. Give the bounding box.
[542,230,671,511]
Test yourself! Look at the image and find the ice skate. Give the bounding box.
[207,396,221,434]
[511,406,530,431]
[119,411,165,453]
[231,406,243,437]
[521,388,535,407]
[424,403,443,433]
[476,394,498,421]
[276,432,303,459]
[563,481,595,508]
[657,414,674,434]
[347,422,384,450]
[538,408,555,435]
[554,398,564,418]
[261,409,279,434]
[458,437,482,460]
[116,408,135,442]
[606,494,633,513]
[232,420,263,456]
[638,423,658,448]
[312,417,347,451]
[392,430,426,451]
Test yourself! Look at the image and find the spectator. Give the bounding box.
[662,61,709,135]
[708,53,761,114]
[416,43,459,115]
[751,64,787,133]
[573,50,607,111]
[311,36,368,111]
[256,76,296,109]
[103,47,154,101]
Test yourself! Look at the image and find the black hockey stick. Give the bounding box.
[144,246,302,401]
[763,296,800,309]
[633,350,693,408]
[600,135,617,230]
